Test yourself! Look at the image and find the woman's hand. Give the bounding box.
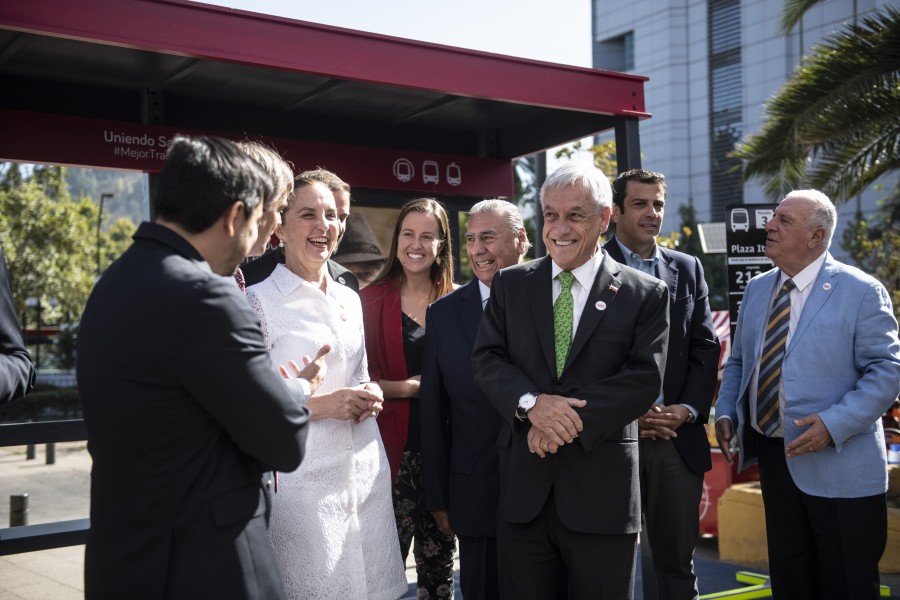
[308,385,383,422]
[355,382,385,423]
[378,376,421,399]
[278,344,331,394]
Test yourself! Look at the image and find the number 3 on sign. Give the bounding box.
[755,210,773,229]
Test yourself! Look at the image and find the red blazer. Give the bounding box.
[360,280,410,482]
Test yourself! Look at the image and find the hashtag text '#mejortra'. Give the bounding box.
[114,146,166,161]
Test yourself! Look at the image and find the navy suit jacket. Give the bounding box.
[604,237,720,473]
[0,244,34,404]
[420,279,501,537]
[472,253,669,534]
[78,223,311,599]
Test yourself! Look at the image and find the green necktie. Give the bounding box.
[554,271,575,378]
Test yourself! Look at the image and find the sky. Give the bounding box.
[199,0,593,67]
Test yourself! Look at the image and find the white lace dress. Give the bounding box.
[247,264,407,600]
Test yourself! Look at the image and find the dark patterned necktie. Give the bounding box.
[553,271,575,378]
[756,278,796,435]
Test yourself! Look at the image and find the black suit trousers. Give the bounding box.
[756,432,887,600]
[457,534,500,600]
[639,437,703,600]
[496,492,637,600]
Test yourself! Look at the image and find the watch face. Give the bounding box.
[520,394,536,410]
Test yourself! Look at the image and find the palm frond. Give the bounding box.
[733,7,900,203]
[806,126,900,198]
[780,0,826,33]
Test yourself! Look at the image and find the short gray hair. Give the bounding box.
[540,161,613,212]
[469,198,532,254]
[783,189,837,249]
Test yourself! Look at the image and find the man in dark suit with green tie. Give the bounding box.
[472,161,670,599]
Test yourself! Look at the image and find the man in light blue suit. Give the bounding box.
[715,189,900,600]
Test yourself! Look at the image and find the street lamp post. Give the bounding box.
[96,192,114,278]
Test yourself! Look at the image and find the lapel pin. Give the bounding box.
[822,282,831,291]
[608,285,619,293]
[337,276,346,285]
[595,301,607,311]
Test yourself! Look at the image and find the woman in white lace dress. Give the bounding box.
[247,177,407,600]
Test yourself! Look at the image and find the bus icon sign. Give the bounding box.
[423,160,439,184]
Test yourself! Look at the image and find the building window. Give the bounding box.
[594,31,634,72]
[707,0,743,221]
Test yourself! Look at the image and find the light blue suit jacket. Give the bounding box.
[717,252,900,498]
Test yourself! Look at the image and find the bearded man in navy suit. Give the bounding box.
[420,199,529,600]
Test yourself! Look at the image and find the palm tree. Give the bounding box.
[732,6,899,203]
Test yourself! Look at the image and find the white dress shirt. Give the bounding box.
[749,252,827,437]
[479,280,491,310]
[550,252,604,339]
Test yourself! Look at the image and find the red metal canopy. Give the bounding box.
[0,0,649,203]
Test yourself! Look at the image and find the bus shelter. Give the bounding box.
[0,0,651,556]
[0,0,649,212]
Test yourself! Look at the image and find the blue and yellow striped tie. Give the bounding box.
[756,278,795,435]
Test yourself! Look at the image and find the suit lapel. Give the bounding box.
[526,257,558,377]
[605,235,675,301]
[786,255,838,356]
[567,252,622,371]
[457,279,484,347]
[657,248,678,303]
[747,270,780,367]
[603,236,626,264]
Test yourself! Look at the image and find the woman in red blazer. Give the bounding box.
[361,197,457,599]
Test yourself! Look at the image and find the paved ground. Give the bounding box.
[1,443,897,599]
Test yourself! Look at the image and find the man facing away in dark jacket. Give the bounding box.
[77,136,329,600]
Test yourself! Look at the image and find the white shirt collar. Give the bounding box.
[478,280,491,305]
[780,252,826,293]
[550,250,604,290]
[615,237,660,266]
[271,263,333,297]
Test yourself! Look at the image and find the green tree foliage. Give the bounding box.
[555,140,618,176]
[0,164,137,329]
[513,153,541,258]
[66,167,144,223]
[102,217,138,274]
[732,7,899,203]
[841,187,900,321]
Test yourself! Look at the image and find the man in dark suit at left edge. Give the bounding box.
[77,136,328,600]
[0,243,34,404]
